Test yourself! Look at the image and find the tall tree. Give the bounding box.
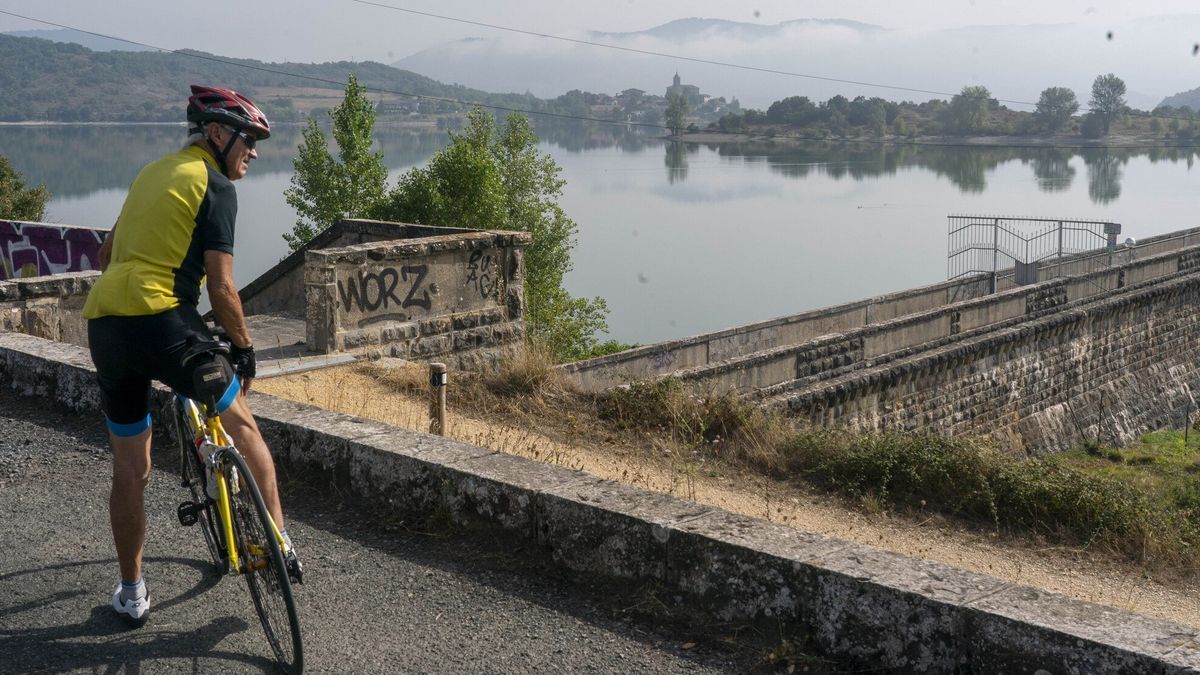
[371,108,610,361]
[945,85,992,134]
[1034,87,1079,132]
[283,74,387,251]
[0,155,49,221]
[665,93,688,136]
[1088,73,1127,137]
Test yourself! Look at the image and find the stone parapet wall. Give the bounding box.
[1,220,105,280]
[775,271,1200,453]
[304,229,530,368]
[558,276,994,392]
[0,271,98,347]
[668,243,1199,401]
[562,226,1200,394]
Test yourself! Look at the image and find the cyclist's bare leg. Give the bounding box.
[109,428,152,583]
[218,395,285,530]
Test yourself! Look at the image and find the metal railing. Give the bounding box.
[947,215,1120,292]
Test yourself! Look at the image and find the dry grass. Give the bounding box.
[273,353,588,471]
[260,350,1200,579]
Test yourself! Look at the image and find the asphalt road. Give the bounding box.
[0,388,763,673]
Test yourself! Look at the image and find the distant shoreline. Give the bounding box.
[671,131,1191,148]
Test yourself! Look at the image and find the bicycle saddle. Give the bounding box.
[180,336,231,368]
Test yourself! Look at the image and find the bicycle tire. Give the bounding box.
[225,449,304,674]
[175,405,226,573]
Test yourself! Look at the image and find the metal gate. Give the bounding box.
[947,215,1120,292]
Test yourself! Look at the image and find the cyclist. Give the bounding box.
[83,85,301,628]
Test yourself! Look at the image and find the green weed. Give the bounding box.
[601,377,1200,571]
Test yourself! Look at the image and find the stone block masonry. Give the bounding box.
[304,228,530,369]
[0,271,97,348]
[1,331,1198,673]
[776,270,1200,453]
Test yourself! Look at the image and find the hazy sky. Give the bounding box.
[1,0,1198,64]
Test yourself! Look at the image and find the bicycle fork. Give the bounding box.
[207,416,290,573]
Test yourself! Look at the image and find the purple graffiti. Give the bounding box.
[0,220,105,280]
[651,349,675,369]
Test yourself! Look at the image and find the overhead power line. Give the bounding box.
[1,8,1198,151]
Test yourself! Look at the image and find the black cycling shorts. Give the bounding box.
[88,305,239,436]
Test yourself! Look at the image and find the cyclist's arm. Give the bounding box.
[204,250,252,349]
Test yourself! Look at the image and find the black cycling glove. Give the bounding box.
[229,343,256,382]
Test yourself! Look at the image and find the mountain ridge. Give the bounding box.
[0,33,537,122]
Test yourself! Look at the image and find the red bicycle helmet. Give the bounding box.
[186,85,271,140]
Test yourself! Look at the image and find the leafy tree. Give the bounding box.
[1080,112,1107,139]
[765,96,816,125]
[1034,87,1079,132]
[665,93,688,135]
[716,112,744,132]
[1088,73,1127,137]
[0,154,49,221]
[283,74,387,250]
[945,85,992,134]
[371,108,610,361]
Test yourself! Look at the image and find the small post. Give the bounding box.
[1186,398,1192,446]
[429,363,448,435]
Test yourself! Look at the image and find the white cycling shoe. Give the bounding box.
[111,583,150,627]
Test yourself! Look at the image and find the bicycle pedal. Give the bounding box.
[176,501,202,526]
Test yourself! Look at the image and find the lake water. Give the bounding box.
[2,124,1197,345]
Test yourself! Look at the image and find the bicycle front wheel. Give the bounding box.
[225,449,304,673]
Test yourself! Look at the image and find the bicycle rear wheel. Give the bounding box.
[175,406,225,573]
[226,449,303,673]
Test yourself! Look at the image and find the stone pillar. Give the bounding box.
[304,251,338,354]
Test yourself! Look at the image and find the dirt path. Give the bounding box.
[255,363,1200,629]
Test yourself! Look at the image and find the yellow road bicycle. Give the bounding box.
[171,339,303,673]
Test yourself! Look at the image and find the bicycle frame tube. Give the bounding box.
[186,402,290,569]
[177,396,205,447]
[213,459,240,573]
[200,415,241,573]
[208,415,290,557]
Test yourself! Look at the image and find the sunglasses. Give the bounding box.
[226,128,258,149]
[232,129,257,150]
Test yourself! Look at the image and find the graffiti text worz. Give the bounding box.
[338,265,431,313]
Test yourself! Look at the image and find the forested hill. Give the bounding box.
[0,34,540,123]
[1159,86,1200,113]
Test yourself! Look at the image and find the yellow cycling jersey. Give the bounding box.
[83,145,237,318]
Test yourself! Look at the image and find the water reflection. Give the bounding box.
[1026,150,1075,192]
[664,141,694,184]
[1081,149,1126,205]
[659,137,1198,205]
[3,123,1199,206]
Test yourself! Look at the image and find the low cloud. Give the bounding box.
[395,14,1200,110]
